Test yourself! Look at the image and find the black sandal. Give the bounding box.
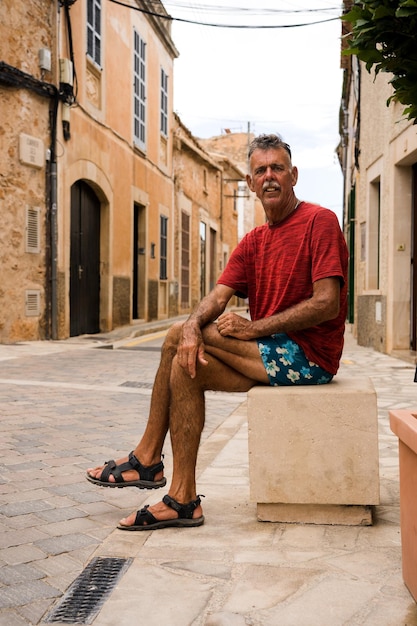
[117,494,205,531]
[86,451,166,489]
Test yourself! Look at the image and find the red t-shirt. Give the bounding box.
[217,201,349,375]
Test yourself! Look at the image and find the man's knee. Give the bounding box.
[163,322,183,352]
[201,322,221,346]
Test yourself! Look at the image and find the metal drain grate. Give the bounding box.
[120,380,154,389]
[44,557,132,624]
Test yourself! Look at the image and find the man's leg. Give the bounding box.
[87,321,268,486]
[118,323,268,528]
[86,322,184,484]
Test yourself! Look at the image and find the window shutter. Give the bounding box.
[26,206,40,253]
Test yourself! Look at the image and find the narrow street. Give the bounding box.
[1,327,417,625]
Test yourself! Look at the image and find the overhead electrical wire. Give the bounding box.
[155,1,339,15]
[107,0,341,29]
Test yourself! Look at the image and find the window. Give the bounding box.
[160,215,168,280]
[133,29,146,149]
[160,68,168,137]
[181,212,190,307]
[87,0,101,66]
[200,221,206,299]
[367,179,381,290]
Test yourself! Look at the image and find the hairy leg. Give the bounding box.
[86,323,183,482]
[88,319,270,524]
[202,322,270,384]
[119,348,261,527]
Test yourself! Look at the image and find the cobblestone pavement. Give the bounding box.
[0,325,417,625]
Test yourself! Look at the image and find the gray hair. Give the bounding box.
[248,134,292,160]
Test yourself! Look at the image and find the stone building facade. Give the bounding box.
[339,6,417,358]
[0,0,57,341]
[172,116,246,314]
[0,1,248,343]
[199,132,265,238]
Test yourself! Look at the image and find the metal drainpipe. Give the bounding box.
[49,94,59,340]
[50,161,58,339]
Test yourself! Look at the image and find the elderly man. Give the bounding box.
[86,133,348,530]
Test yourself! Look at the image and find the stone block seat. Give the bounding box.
[247,376,380,525]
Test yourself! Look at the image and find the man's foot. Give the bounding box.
[85,451,166,489]
[117,495,204,531]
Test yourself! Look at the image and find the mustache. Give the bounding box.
[262,182,280,191]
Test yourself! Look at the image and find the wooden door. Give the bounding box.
[70,181,101,336]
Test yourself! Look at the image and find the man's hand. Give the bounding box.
[176,321,209,379]
[216,312,254,340]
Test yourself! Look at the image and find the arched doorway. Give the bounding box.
[70,180,101,336]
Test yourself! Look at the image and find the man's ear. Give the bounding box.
[246,173,254,192]
[291,166,298,186]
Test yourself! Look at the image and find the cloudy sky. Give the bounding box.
[166,1,344,221]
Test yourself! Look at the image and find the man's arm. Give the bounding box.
[216,277,340,340]
[177,284,235,378]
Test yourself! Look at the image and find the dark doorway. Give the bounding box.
[70,181,101,336]
[132,203,146,320]
[411,164,417,351]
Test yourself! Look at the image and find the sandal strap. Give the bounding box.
[128,451,164,482]
[100,452,164,484]
[133,505,158,526]
[163,494,204,519]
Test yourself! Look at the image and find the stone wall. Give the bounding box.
[0,0,55,342]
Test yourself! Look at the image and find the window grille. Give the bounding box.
[25,290,41,317]
[26,206,40,253]
[133,29,146,150]
[160,215,168,280]
[160,68,168,137]
[181,211,190,307]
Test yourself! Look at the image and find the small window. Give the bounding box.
[133,29,146,150]
[160,215,168,280]
[26,206,40,253]
[160,68,168,137]
[181,211,190,307]
[87,0,101,67]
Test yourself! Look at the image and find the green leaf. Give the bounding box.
[342,0,417,122]
[399,0,417,8]
[374,6,396,18]
[396,7,417,15]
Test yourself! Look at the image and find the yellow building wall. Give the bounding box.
[57,0,177,335]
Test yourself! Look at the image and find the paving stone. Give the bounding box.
[0,327,417,625]
[0,563,44,585]
[162,559,231,580]
[34,533,100,555]
[0,580,60,608]
[0,610,30,626]
[0,500,54,517]
[0,528,49,549]
[33,553,84,578]
[95,561,213,626]
[38,517,99,537]
[258,577,382,626]
[36,506,87,523]
[0,544,47,565]
[15,598,55,625]
[0,513,44,530]
[205,613,250,626]
[224,564,321,614]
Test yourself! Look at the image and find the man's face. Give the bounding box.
[246,147,298,223]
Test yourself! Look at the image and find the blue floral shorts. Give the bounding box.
[257,333,333,386]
